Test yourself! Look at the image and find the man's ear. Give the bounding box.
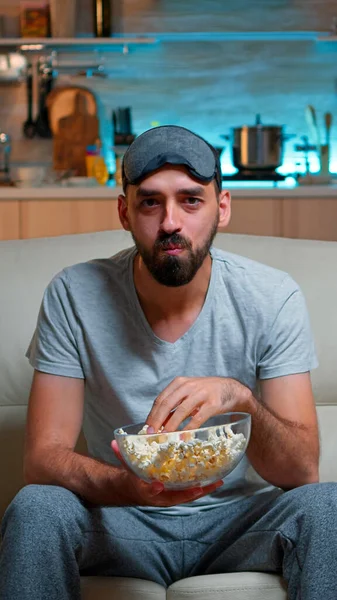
[118,195,131,231]
[218,189,231,229]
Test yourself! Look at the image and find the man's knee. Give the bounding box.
[285,482,337,523]
[1,484,80,534]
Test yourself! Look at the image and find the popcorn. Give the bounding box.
[117,422,246,485]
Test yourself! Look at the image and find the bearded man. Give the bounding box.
[1,126,329,600]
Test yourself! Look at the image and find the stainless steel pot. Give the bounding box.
[222,115,293,171]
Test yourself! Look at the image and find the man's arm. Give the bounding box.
[146,372,319,490]
[24,371,221,506]
[246,372,319,489]
[24,371,129,506]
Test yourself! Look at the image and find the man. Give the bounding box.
[0,125,334,600]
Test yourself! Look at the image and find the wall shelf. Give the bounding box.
[0,31,334,51]
[115,31,332,42]
[0,37,158,52]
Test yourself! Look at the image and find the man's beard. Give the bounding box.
[131,212,220,287]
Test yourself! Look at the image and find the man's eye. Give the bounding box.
[141,199,159,207]
[186,197,201,205]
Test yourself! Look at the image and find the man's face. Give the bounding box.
[118,165,230,287]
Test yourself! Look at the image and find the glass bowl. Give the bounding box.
[113,412,251,490]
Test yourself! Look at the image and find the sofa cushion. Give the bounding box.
[80,573,287,600]
[167,572,287,599]
[0,404,87,520]
[0,231,133,408]
[0,405,26,519]
[81,576,166,600]
[316,405,337,482]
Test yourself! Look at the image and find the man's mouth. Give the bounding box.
[160,244,185,255]
[164,247,184,255]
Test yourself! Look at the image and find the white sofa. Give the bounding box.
[1,229,337,600]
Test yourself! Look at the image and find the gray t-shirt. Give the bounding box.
[26,246,318,515]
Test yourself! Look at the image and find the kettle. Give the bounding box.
[0,130,11,182]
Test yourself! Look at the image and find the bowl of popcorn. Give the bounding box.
[113,412,251,490]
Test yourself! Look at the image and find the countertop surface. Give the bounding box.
[1,182,337,199]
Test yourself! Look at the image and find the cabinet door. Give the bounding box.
[219,198,283,237]
[20,199,121,239]
[0,201,20,240]
[282,198,337,241]
[72,199,121,233]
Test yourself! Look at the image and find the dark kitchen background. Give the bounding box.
[1,0,337,177]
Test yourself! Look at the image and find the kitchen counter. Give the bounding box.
[1,182,337,199]
[1,181,337,242]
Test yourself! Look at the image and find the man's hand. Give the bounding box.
[146,376,253,433]
[111,440,223,507]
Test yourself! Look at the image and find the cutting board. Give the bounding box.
[47,85,97,135]
[50,91,99,175]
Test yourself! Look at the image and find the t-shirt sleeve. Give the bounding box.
[25,270,85,379]
[257,275,318,380]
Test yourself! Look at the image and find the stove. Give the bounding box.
[222,170,287,182]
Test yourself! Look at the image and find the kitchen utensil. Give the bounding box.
[52,92,99,174]
[294,136,316,175]
[114,413,251,491]
[221,114,293,171]
[22,60,36,139]
[305,105,321,150]
[47,86,97,136]
[324,112,333,146]
[35,59,53,139]
[320,112,333,176]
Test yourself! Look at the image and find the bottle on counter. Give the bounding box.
[93,153,109,185]
[93,0,111,37]
[85,144,100,177]
[86,139,109,185]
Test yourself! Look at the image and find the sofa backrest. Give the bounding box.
[0,231,336,518]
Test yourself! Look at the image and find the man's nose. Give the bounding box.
[160,203,182,233]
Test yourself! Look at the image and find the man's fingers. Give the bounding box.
[149,481,165,495]
[111,440,129,469]
[159,479,223,504]
[163,399,206,432]
[146,377,188,429]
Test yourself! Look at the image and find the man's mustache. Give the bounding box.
[154,233,192,251]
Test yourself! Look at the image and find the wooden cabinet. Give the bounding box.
[281,198,337,241]
[0,201,20,240]
[220,196,337,241]
[20,198,121,239]
[16,197,285,240]
[220,198,283,237]
[1,194,337,242]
